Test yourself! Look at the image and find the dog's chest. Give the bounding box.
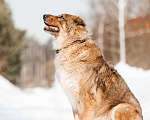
[55,68,79,106]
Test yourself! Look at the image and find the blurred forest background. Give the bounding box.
[0,0,150,88]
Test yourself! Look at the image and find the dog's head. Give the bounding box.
[43,14,86,38]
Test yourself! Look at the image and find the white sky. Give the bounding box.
[5,0,89,44]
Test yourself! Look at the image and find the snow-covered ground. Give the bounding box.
[0,62,150,120]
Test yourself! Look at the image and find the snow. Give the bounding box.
[0,62,150,120]
[0,75,73,120]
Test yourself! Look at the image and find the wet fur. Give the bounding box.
[43,14,143,120]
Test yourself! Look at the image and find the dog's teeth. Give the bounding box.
[49,26,59,32]
[44,26,59,32]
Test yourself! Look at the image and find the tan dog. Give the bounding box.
[43,14,143,120]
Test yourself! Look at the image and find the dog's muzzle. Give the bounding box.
[43,14,49,21]
[43,14,59,33]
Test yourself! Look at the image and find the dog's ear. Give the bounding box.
[74,17,86,27]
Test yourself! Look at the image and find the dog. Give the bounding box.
[43,14,143,120]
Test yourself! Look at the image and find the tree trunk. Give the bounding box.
[118,0,126,63]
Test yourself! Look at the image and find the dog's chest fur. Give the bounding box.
[55,55,80,108]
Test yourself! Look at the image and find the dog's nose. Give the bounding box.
[43,14,48,21]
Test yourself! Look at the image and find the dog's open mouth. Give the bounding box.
[44,22,59,32]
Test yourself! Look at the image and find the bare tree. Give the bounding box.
[19,37,55,88]
[89,0,150,69]
[90,0,134,64]
[118,0,128,63]
[89,0,105,50]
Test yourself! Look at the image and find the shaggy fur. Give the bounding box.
[43,14,143,120]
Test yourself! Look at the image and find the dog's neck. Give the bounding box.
[55,38,88,54]
[53,30,89,51]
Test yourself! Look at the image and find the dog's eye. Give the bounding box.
[58,15,64,19]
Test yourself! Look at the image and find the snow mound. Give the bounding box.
[115,62,150,79]
[0,75,22,93]
[0,75,25,107]
[0,75,73,120]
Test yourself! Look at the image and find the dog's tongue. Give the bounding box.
[44,26,59,32]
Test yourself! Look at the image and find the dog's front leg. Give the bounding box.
[80,109,95,120]
[74,110,94,120]
[74,113,80,120]
[73,111,80,120]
